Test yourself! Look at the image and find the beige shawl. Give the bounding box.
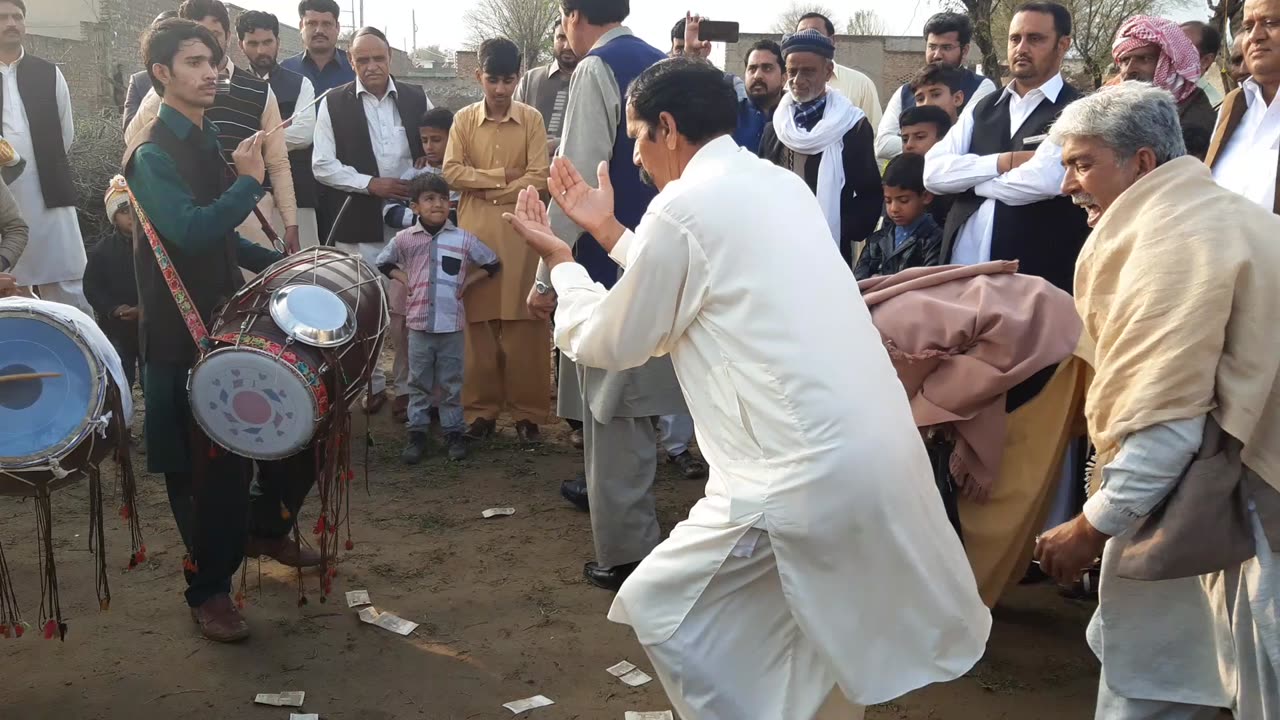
[1076,156,1280,491]
[860,261,1081,492]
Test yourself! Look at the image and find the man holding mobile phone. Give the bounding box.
[674,14,770,156]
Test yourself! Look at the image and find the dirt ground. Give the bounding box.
[2,404,1102,720]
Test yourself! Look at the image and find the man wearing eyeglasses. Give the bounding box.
[875,12,997,161]
[1207,0,1280,217]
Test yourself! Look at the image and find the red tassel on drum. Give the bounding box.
[13,623,23,638]
[344,539,354,551]
[42,620,55,640]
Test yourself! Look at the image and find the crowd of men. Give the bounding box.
[1,0,1280,715]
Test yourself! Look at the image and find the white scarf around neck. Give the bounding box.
[773,89,865,246]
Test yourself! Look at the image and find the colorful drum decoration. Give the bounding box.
[189,247,388,460]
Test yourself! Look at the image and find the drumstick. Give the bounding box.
[0,372,62,384]
[264,87,338,138]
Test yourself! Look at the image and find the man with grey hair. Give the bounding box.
[1036,81,1280,719]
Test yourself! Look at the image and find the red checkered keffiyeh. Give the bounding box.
[1112,15,1203,103]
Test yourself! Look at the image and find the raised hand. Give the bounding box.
[548,157,615,238]
[232,132,266,184]
[504,186,571,263]
[683,12,712,59]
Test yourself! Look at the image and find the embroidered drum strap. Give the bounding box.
[126,188,213,355]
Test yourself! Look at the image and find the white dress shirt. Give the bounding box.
[875,75,998,161]
[1212,78,1280,212]
[312,77,425,194]
[923,73,1069,265]
[1,48,86,286]
[262,71,317,151]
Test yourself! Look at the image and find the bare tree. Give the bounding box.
[952,0,1003,87]
[463,0,561,72]
[845,9,886,36]
[772,2,839,35]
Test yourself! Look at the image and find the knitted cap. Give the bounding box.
[104,175,130,220]
[781,29,835,60]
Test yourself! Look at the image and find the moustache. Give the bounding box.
[749,82,768,91]
[1013,54,1032,64]
[1071,193,1096,207]
[638,167,655,188]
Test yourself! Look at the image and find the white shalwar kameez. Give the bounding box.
[549,136,991,719]
[0,51,88,314]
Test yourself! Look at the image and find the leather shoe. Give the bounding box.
[560,475,588,512]
[669,450,708,480]
[583,561,639,591]
[465,417,496,440]
[445,432,468,461]
[190,593,250,643]
[515,420,542,444]
[362,391,388,415]
[401,431,429,465]
[245,535,322,568]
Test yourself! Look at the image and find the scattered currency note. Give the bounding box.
[357,607,380,625]
[482,507,516,519]
[625,713,674,720]
[606,661,637,677]
[345,590,371,608]
[254,691,305,707]
[503,695,555,714]
[373,612,419,636]
[618,669,653,687]
[290,715,320,720]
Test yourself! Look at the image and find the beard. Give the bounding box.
[639,167,656,188]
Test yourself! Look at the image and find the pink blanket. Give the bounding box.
[860,262,1082,497]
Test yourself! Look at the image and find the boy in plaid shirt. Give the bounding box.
[377,174,501,462]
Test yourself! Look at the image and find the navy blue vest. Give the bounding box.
[267,67,317,208]
[899,67,987,113]
[575,34,666,289]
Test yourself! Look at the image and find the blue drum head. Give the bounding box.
[0,313,101,467]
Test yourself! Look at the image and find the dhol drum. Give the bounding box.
[0,298,140,640]
[0,301,121,494]
[188,247,388,460]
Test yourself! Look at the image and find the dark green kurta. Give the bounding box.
[126,104,281,473]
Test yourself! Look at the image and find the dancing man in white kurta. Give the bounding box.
[505,57,990,720]
[0,0,89,315]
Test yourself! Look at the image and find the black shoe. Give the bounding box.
[560,475,588,512]
[583,561,639,591]
[465,417,496,440]
[445,432,468,461]
[401,431,429,465]
[515,420,542,444]
[669,450,708,480]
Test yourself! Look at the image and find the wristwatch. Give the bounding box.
[534,280,553,296]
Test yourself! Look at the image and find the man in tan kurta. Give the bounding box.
[444,38,550,440]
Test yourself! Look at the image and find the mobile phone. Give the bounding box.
[699,20,740,44]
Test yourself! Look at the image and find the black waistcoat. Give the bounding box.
[324,80,426,243]
[267,67,317,209]
[124,121,243,367]
[0,53,76,207]
[207,66,271,191]
[942,82,1090,295]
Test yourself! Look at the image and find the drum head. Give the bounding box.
[189,348,318,460]
[0,313,104,468]
[269,284,356,348]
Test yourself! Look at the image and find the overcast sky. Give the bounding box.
[250,0,1208,61]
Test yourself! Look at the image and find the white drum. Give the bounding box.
[188,347,319,461]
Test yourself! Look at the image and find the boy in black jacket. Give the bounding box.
[855,154,943,280]
[84,175,141,388]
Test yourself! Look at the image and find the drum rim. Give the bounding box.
[0,307,109,470]
[187,344,321,461]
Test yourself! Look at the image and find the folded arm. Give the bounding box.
[442,119,507,191]
[923,109,1000,194]
[483,115,551,203]
[971,138,1066,207]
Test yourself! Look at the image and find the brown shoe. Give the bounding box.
[362,391,388,415]
[190,594,250,643]
[391,395,409,422]
[245,535,322,568]
[465,417,496,440]
[515,420,542,444]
